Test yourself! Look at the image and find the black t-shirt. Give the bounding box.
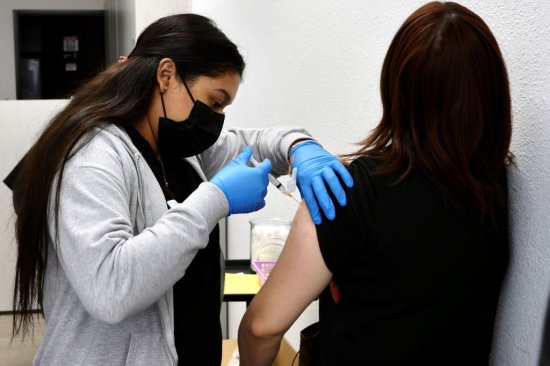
[315,157,509,366]
[125,127,222,366]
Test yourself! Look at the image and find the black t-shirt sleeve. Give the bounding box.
[315,159,375,274]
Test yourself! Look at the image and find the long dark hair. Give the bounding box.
[347,1,512,221]
[12,13,245,339]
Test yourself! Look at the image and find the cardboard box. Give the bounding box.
[222,338,297,366]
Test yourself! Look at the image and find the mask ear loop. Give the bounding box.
[181,79,196,104]
[160,77,195,119]
[160,92,168,118]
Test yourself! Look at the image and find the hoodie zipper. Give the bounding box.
[135,153,177,366]
[158,158,176,200]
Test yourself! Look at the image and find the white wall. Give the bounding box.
[0,100,68,312]
[135,0,191,37]
[0,0,105,100]
[192,0,550,362]
[486,1,550,363]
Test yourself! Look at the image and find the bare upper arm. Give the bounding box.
[241,202,333,337]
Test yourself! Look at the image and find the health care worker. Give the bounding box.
[8,14,353,366]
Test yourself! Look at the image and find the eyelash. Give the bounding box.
[212,99,222,109]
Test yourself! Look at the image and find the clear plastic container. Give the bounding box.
[249,218,291,271]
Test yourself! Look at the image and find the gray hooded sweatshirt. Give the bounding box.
[34,124,310,365]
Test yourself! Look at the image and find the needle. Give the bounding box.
[250,157,300,203]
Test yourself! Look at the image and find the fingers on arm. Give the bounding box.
[300,184,322,225]
[323,168,347,207]
[312,175,335,220]
[332,160,354,187]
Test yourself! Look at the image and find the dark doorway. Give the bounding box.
[14,10,106,100]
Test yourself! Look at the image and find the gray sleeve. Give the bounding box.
[50,150,228,324]
[198,126,312,180]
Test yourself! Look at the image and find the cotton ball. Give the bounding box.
[249,219,291,268]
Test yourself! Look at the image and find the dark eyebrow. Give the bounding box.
[215,89,232,105]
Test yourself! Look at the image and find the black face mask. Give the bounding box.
[158,80,225,158]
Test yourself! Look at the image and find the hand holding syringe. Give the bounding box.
[250,157,300,203]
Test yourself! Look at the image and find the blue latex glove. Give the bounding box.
[211,146,271,215]
[290,141,354,224]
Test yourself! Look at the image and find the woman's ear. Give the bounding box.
[156,58,177,94]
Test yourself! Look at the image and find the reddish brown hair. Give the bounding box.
[349,1,512,220]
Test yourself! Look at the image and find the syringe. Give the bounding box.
[250,157,300,203]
